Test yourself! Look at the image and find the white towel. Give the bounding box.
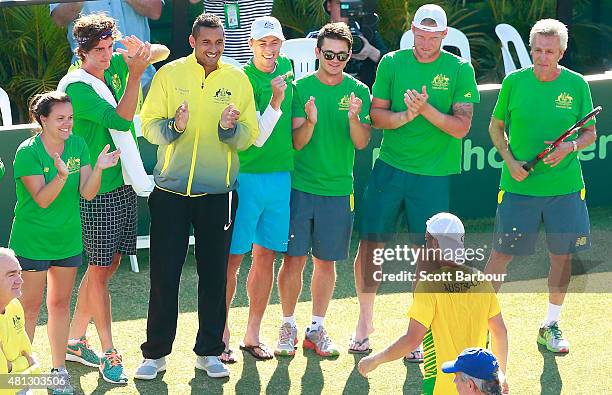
[57,69,152,194]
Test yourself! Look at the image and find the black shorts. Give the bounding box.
[18,254,82,272]
[80,185,137,267]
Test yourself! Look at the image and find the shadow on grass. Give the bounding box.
[235,351,261,394]
[538,344,568,395]
[188,367,229,394]
[300,350,324,395]
[90,376,129,394]
[341,354,369,394]
[64,363,96,395]
[266,358,292,394]
[134,371,168,394]
[403,358,424,395]
[31,207,612,325]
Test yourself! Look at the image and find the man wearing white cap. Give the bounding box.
[351,3,480,359]
[358,213,509,395]
[222,16,293,362]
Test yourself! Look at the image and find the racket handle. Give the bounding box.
[522,158,539,171]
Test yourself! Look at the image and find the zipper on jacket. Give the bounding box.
[225,151,231,187]
[186,79,205,195]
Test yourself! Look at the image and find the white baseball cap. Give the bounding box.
[250,16,285,40]
[426,212,465,264]
[412,4,448,33]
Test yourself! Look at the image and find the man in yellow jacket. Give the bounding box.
[0,248,42,394]
[137,13,258,380]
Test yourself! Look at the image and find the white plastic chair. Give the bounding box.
[0,87,12,126]
[221,55,242,68]
[400,27,471,61]
[281,38,318,79]
[495,23,532,75]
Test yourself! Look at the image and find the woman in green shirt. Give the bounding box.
[9,91,119,390]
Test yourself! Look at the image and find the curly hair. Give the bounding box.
[73,13,121,61]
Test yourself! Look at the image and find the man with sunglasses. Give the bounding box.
[351,4,480,359]
[275,22,371,357]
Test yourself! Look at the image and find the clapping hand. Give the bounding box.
[304,96,317,125]
[348,92,362,120]
[53,153,69,180]
[117,36,151,78]
[220,104,240,129]
[95,144,120,170]
[175,101,189,131]
[270,76,288,110]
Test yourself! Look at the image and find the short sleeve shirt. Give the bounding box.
[239,54,294,173]
[9,134,90,260]
[291,73,371,196]
[407,266,501,395]
[492,66,594,196]
[372,49,479,176]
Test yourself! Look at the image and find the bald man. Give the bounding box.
[0,248,39,377]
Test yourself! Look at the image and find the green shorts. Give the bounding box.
[359,159,450,245]
[493,189,590,255]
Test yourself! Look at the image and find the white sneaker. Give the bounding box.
[134,357,166,380]
[195,356,230,378]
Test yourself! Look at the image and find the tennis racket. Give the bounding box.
[522,105,602,171]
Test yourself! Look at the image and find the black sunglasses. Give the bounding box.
[320,49,350,62]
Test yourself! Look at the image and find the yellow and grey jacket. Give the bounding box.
[141,53,258,195]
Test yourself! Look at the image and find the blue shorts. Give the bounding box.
[359,159,450,245]
[18,254,82,272]
[286,189,354,261]
[230,172,291,254]
[493,190,591,256]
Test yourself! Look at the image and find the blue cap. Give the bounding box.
[441,348,499,380]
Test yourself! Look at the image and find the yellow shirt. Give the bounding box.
[0,299,39,395]
[407,266,501,395]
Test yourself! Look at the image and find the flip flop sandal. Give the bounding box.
[348,336,372,354]
[220,348,237,364]
[404,349,424,363]
[239,342,274,360]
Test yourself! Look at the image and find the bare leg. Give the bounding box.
[548,253,571,306]
[243,245,276,347]
[484,250,514,292]
[85,253,121,351]
[69,255,120,340]
[278,255,308,317]
[46,266,78,368]
[353,240,384,343]
[311,257,336,317]
[18,271,46,342]
[224,253,243,351]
